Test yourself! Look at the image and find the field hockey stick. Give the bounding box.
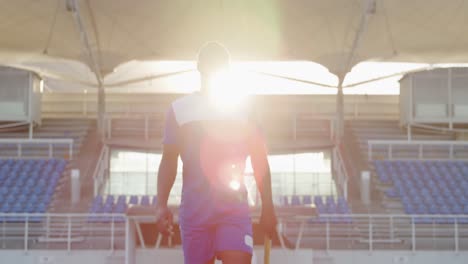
[264,235,271,264]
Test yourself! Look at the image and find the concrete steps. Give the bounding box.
[49,128,102,214]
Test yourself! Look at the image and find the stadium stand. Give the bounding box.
[341,120,455,211]
[314,196,352,222]
[0,158,67,222]
[375,160,468,224]
[0,119,96,216]
[279,195,352,224]
[88,195,158,222]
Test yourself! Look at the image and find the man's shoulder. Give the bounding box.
[171,93,200,112]
[168,93,203,125]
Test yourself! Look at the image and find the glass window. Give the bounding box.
[105,149,335,205]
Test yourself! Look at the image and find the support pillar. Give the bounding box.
[125,219,136,264]
[71,169,80,205]
[407,124,412,141]
[335,80,344,144]
[97,85,106,137]
[29,122,33,139]
[361,171,371,206]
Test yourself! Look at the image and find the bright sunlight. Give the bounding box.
[208,69,251,112]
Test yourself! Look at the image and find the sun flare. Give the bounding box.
[208,70,250,112]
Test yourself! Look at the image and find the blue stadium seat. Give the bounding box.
[114,203,127,214]
[129,195,139,205]
[337,197,346,205]
[116,195,126,205]
[326,204,337,214]
[415,205,427,214]
[141,196,150,206]
[95,195,104,204]
[0,202,9,212]
[452,205,463,214]
[337,205,350,214]
[461,196,468,205]
[0,159,67,221]
[302,195,312,205]
[105,195,115,205]
[102,204,113,214]
[0,187,9,195]
[17,194,27,203]
[24,204,35,214]
[326,196,335,205]
[36,203,47,213]
[316,204,326,214]
[11,203,23,213]
[463,205,468,214]
[5,195,15,204]
[45,187,55,196]
[291,195,301,206]
[374,160,468,220]
[314,196,323,206]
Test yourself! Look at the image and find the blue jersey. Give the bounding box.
[163,93,264,227]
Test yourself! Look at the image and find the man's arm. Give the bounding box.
[127,106,178,236]
[157,144,179,208]
[126,144,178,228]
[157,106,180,207]
[249,126,277,238]
[250,146,274,212]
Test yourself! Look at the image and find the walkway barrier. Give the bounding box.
[368,140,468,160]
[0,138,74,159]
[282,213,468,252]
[1,212,467,260]
[92,145,110,196]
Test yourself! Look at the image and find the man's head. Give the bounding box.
[197,42,230,76]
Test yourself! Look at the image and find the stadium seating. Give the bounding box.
[90,193,352,223]
[280,195,352,223]
[313,196,352,223]
[374,160,468,224]
[0,158,67,222]
[88,194,158,222]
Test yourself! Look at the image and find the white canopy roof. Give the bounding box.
[1,0,468,91]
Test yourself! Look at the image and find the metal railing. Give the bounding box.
[93,145,110,196]
[281,213,468,252]
[104,115,163,141]
[0,138,74,159]
[332,147,348,199]
[368,140,468,160]
[0,212,467,252]
[1,212,468,264]
[103,114,330,143]
[0,213,124,252]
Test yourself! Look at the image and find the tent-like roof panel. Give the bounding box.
[1,0,468,86]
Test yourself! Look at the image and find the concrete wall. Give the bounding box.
[41,93,400,120]
[456,132,468,141]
